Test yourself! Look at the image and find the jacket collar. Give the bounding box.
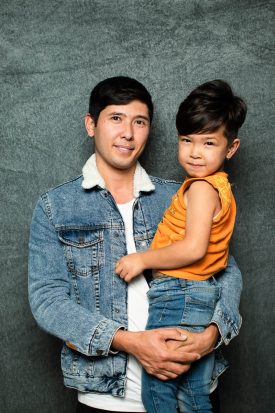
[82,154,155,198]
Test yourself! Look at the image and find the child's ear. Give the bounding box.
[85,114,96,137]
[226,138,240,160]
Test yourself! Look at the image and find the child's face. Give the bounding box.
[178,126,240,178]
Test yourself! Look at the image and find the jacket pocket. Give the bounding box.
[58,228,104,277]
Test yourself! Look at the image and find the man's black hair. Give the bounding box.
[88,76,154,125]
[176,80,247,142]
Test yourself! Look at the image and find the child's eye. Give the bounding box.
[206,141,214,146]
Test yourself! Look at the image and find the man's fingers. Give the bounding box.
[178,351,200,363]
[160,363,191,378]
[154,373,171,381]
[160,349,200,365]
[153,371,179,381]
[145,361,192,380]
[159,327,188,342]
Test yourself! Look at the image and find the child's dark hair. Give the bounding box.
[89,76,154,125]
[176,80,247,142]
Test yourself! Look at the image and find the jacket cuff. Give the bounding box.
[211,311,242,347]
[88,319,125,356]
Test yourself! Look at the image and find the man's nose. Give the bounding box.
[122,122,134,140]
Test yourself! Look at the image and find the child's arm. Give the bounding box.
[116,180,220,282]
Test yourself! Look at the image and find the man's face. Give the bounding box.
[85,100,150,174]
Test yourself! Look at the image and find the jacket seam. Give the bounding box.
[41,193,53,223]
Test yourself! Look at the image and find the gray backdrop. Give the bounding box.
[1,0,274,412]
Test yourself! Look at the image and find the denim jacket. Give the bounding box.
[28,154,242,396]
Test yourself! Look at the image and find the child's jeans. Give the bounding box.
[142,276,220,413]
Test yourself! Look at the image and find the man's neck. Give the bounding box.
[96,159,136,204]
[106,175,135,204]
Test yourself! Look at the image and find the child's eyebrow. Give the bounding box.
[200,134,218,139]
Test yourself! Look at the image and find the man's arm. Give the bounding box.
[28,197,124,357]
[28,197,200,379]
[173,256,243,354]
[210,255,243,346]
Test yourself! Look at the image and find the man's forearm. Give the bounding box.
[210,255,243,345]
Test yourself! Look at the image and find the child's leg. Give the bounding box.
[142,370,180,413]
[177,352,215,413]
[144,276,220,413]
[142,276,190,413]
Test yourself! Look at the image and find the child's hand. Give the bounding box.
[116,253,145,282]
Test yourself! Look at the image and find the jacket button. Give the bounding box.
[96,349,104,355]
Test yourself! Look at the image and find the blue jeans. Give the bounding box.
[142,276,220,413]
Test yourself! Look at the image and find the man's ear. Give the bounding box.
[85,114,96,137]
[226,138,240,160]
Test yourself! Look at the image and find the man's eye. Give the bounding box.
[136,119,147,126]
[181,138,190,143]
[111,116,121,121]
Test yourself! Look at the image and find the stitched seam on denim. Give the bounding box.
[41,193,53,223]
[58,230,104,247]
[185,376,199,411]
[57,224,107,231]
[137,200,152,241]
[149,175,181,185]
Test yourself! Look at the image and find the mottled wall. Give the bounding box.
[1,1,274,412]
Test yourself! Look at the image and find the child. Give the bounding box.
[116,80,247,413]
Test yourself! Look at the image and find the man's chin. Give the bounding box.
[112,159,138,171]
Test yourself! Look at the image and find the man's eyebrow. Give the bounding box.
[108,111,126,116]
[135,114,150,121]
[108,112,150,121]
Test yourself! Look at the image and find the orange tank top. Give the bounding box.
[150,172,236,280]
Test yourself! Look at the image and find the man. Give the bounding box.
[29,76,242,413]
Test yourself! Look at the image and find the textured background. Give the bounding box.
[1,0,274,412]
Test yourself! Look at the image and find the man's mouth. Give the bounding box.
[114,145,135,153]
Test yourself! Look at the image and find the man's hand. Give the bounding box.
[166,325,219,357]
[112,328,200,380]
[115,253,145,282]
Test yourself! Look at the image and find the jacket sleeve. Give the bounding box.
[210,255,243,346]
[28,197,124,357]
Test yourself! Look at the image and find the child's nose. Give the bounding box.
[190,145,201,158]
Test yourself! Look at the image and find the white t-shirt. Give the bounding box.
[78,199,149,411]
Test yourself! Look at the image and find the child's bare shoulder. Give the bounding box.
[187,179,219,201]
[189,179,217,191]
